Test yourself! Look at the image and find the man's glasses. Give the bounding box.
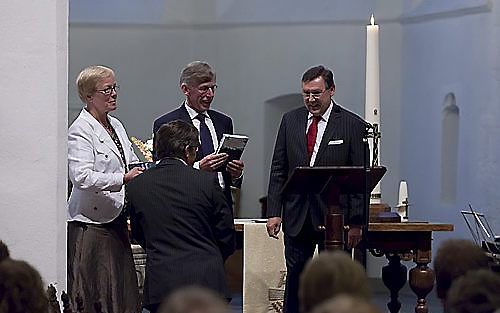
[96,84,120,96]
[302,90,326,99]
[197,84,217,94]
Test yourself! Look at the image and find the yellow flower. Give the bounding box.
[130,136,153,162]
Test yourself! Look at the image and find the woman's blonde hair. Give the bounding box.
[76,65,114,102]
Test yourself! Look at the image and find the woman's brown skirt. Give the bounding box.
[67,216,139,313]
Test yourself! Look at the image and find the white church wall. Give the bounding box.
[69,1,403,218]
[0,0,68,289]
[400,4,497,250]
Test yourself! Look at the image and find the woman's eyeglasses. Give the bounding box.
[96,84,120,96]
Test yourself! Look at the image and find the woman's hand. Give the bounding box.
[123,166,143,184]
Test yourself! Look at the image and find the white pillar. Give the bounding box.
[0,0,68,290]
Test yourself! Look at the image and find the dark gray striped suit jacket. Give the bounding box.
[152,104,242,208]
[267,103,368,237]
[128,158,235,306]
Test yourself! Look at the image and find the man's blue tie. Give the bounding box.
[196,114,215,158]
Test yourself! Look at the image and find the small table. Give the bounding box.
[232,221,453,313]
[366,222,454,313]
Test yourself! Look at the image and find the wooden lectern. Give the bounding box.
[282,166,386,250]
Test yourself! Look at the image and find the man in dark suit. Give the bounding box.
[128,120,235,313]
[266,65,369,313]
[153,61,244,210]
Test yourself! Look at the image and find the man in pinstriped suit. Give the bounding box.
[266,65,369,313]
[128,120,235,313]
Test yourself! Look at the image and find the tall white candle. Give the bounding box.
[365,14,381,204]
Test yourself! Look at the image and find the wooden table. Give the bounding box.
[232,221,453,313]
[366,222,453,313]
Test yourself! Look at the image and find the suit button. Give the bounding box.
[93,207,98,210]
[105,155,108,158]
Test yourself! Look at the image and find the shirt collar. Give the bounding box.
[184,102,210,121]
[307,100,333,123]
[159,156,188,166]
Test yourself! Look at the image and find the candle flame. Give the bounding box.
[370,14,375,25]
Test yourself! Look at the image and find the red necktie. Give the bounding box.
[307,116,321,159]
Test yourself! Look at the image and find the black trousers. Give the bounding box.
[283,215,325,313]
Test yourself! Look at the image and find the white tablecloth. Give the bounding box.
[239,220,286,313]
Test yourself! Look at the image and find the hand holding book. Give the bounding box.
[215,134,249,162]
[226,158,244,179]
[198,153,228,172]
[199,134,248,172]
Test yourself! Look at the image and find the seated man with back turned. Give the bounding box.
[128,120,236,313]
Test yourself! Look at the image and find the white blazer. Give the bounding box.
[68,108,139,223]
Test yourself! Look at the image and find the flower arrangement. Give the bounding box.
[130,136,153,162]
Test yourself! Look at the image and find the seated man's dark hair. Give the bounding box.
[155,120,200,160]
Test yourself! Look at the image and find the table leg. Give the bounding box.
[409,263,434,313]
[382,254,407,313]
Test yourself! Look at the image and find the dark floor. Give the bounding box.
[228,278,443,313]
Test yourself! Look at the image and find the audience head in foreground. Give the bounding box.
[0,240,10,262]
[433,239,490,306]
[299,251,371,313]
[0,258,48,313]
[311,295,382,313]
[445,269,500,313]
[158,286,230,313]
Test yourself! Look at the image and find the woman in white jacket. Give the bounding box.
[67,65,143,313]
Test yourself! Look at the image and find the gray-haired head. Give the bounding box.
[180,61,216,87]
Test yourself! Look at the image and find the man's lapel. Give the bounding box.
[178,104,194,124]
[298,109,309,161]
